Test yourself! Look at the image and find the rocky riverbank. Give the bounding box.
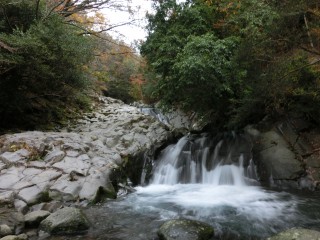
[0,96,175,239]
[1,97,320,239]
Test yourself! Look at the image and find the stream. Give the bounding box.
[49,133,320,240]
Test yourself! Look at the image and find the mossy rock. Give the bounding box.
[267,228,320,240]
[158,219,214,240]
[39,207,90,235]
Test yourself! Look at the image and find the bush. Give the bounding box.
[0,7,94,129]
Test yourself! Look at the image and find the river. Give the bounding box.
[48,133,320,240]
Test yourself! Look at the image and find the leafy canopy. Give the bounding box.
[140,0,320,129]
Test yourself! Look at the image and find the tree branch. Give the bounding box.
[279,58,320,81]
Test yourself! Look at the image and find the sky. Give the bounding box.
[102,0,154,45]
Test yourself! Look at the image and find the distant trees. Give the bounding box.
[0,0,141,130]
[140,0,320,129]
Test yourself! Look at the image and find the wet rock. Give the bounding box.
[39,207,90,235]
[267,228,320,240]
[0,224,12,237]
[158,219,214,240]
[254,131,303,182]
[24,210,50,227]
[0,234,28,240]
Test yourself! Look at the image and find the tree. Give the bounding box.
[140,0,320,129]
[0,1,94,129]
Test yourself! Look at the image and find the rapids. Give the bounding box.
[48,133,320,240]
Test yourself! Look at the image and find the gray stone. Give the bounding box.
[254,131,303,181]
[49,175,84,201]
[78,168,116,202]
[39,207,90,235]
[267,228,320,240]
[25,210,50,227]
[52,156,90,176]
[0,224,12,237]
[30,201,62,213]
[0,234,28,240]
[18,186,43,205]
[0,168,22,189]
[158,219,214,240]
[0,209,24,235]
[14,200,28,214]
[0,191,14,205]
[44,149,66,164]
[0,96,173,204]
[0,152,23,164]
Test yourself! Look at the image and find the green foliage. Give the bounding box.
[141,0,320,129]
[0,2,94,129]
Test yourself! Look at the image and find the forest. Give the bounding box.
[0,0,319,131]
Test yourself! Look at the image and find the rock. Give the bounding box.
[24,210,50,227]
[78,168,116,202]
[0,191,14,206]
[158,219,214,240]
[30,201,62,213]
[0,209,24,235]
[13,200,28,214]
[49,175,84,201]
[267,228,320,240]
[254,130,303,182]
[43,149,66,165]
[39,207,90,235]
[17,186,43,206]
[0,224,12,237]
[0,96,173,205]
[0,234,28,240]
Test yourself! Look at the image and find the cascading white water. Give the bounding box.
[151,134,258,186]
[81,133,319,240]
[131,133,299,238]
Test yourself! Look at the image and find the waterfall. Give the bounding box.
[151,133,258,186]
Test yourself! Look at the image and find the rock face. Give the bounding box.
[39,207,89,235]
[158,219,214,240]
[267,228,320,240]
[252,116,320,189]
[0,97,172,208]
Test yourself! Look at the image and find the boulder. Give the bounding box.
[0,234,28,240]
[254,130,303,182]
[267,228,320,240]
[0,209,24,235]
[24,210,50,227]
[0,225,12,237]
[39,207,90,235]
[158,219,214,240]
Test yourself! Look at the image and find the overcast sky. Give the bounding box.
[102,0,153,45]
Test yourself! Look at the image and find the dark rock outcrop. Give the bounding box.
[252,115,320,189]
